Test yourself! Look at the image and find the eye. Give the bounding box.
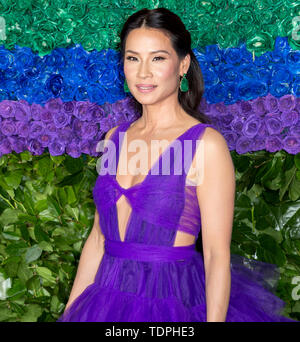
[126,56,137,61]
[125,56,166,61]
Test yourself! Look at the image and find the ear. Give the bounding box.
[180,53,191,75]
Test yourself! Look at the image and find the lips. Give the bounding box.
[136,85,157,89]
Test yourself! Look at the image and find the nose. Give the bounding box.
[137,61,152,79]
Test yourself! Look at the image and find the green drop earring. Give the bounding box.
[124,78,130,93]
[180,73,189,92]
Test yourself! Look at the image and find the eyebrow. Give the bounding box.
[125,49,170,55]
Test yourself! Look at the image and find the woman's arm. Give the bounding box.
[196,127,236,322]
[64,126,119,312]
[64,209,105,311]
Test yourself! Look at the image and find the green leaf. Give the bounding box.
[36,266,56,284]
[66,186,77,205]
[4,170,23,189]
[34,225,50,243]
[38,241,53,252]
[257,234,286,266]
[56,170,84,187]
[4,256,21,277]
[5,242,28,257]
[25,245,43,263]
[17,261,34,283]
[0,272,12,300]
[6,278,27,299]
[26,275,42,297]
[2,231,20,241]
[289,174,300,201]
[19,223,30,242]
[280,166,297,201]
[0,302,18,321]
[34,199,48,213]
[294,153,300,170]
[19,304,42,322]
[64,155,84,174]
[47,194,62,216]
[36,156,53,177]
[0,208,21,225]
[253,198,277,231]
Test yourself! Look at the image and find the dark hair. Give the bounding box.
[117,7,212,124]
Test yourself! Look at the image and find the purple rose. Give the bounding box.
[0,138,12,154]
[0,100,14,119]
[81,122,98,139]
[57,126,73,144]
[265,136,283,153]
[280,110,298,127]
[66,139,81,158]
[1,119,16,136]
[28,139,45,155]
[30,103,43,121]
[44,122,57,135]
[251,97,266,116]
[283,135,300,154]
[53,111,71,128]
[251,135,265,151]
[72,118,84,137]
[74,102,91,121]
[90,104,105,123]
[230,118,244,133]
[265,114,283,135]
[239,101,253,116]
[290,125,300,136]
[40,108,53,123]
[79,140,91,155]
[242,115,262,138]
[264,94,279,114]
[16,121,30,138]
[45,98,63,113]
[212,102,227,115]
[235,135,252,154]
[8,136,26,153]
[62,101,75,115]
[226,102,240,116]
[48,138,65,156]
[222,131,238,150]
[14,103,31,122]
[38,133,53,147]
[278,94,296,113]
[29,121,45,138]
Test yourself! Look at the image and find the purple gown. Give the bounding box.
[57,120,297,322]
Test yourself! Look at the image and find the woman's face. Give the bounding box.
[123,27,189,105]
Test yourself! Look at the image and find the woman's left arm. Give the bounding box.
[195,127,236,322]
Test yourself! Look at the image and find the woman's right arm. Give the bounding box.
[64,208,105,312]
[64,126,119,312]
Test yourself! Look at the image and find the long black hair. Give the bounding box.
[117,7,212,124]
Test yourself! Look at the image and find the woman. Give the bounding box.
[57,8,296,322]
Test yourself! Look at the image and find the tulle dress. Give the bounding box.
[57,120,297,322]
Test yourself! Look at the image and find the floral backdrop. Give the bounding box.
[0,0,299,322]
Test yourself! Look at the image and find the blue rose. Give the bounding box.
[238,81,268,101]
[205,44,223,66]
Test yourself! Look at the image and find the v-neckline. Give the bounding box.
[113,120,205,191]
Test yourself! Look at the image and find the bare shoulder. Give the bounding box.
[201,126,229,153]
